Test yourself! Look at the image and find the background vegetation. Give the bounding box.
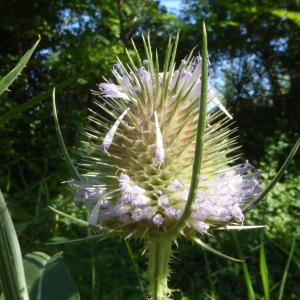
[0,0,299,299]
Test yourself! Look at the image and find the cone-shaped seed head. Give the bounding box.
[74,35,261,238]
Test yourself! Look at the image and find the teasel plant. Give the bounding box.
[51,23,300,300]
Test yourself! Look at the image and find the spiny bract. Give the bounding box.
[72,35,261,238]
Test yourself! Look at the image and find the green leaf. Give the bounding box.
[278,237,296,300]
[191,237,243,262]
[233,232,256,300]
[0,189,29,300]
[0,37,40,96]
[52,87,82,181]
[48,206,89,227]
[259,241,270,300]
[23,251,80,300]
[244,137,300,213]
[270,9,300,27]
[0,82,72,128]
[242,262,256,300]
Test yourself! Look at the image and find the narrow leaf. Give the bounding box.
[0,37,40,96]
[48,206,89,227]
[23,251,80,300]
[278,237,296,300]
[52,87,82,181]
[191,237,243,262]
[0,189,29,300]
[0,81,72,128]
[45,235,104,246]
[259,240,270,300]
[166,22,208,238]
[125,240,145,296]
[233,232,256,300]
[244,137,300,213]
[242,262,256,300]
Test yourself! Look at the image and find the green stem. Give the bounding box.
[0,189,29,300]
[147,238,173,300]
[165,21,208,239]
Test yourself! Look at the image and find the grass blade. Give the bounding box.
[0,189,29,300]
[242,262,256,300]
[45,235,105,246]
[191,237,243,262]
[233,232,256,300]
[244,137,300,213]
[125,240,145,296]
[48,206,89,227]
[166,22,208,238]
[0,82,72,128]
[0,37,40,96]
[203,250,218,299]
[278,237,296,300]
[259,238,270,300]
[52,87,82,181]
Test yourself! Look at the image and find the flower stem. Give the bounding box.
[0,189,29,300]
[165,21,208,239]
[147,237,173,300]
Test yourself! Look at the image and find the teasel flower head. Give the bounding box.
[71,27,262,300]
[75,34,261,238]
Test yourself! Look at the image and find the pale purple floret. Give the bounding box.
[190,220,209,233]
[131,206,156,221]
[138,67,152,91]
[113,204,131,216]
[231,205,244,222]
[164,206,181,218]
[169,55,232,118]
[82,162,260,232]
[189,164,261,225]
[153,214,164,226]
[171,180,183,190]
[155,148,165,164]
[119,173,151,206]
[158,195,169,207]
[99,82,129,100]
[101,109,128,152]
[75,186,104,203]
[154,190,163,196]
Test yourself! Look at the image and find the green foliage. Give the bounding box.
[0,37,39,96]
[0,0,299,299]
[52,88,82,181]
[259,239,270,300]
[23,251,80,300]
[0,189,28,300]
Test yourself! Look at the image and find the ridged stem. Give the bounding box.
[0,189,29,300]
[165,21,208,239]
[147,237,173,300]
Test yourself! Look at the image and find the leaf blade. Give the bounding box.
[259,240,270,300]
[0,37,40,96]
[23,251,81,300]
[52,87,82,181]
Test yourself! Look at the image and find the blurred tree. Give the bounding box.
[0,0,299,299]
[180,0,300,157]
